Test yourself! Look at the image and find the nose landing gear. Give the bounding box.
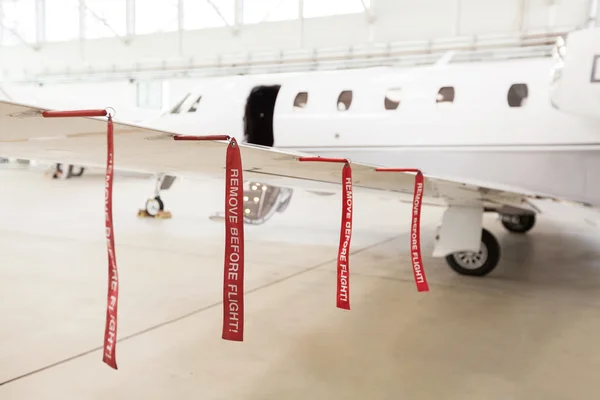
[137,174,175,219]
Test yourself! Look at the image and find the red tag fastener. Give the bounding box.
[299,157,353,310]
[174,134,245,341]
[41,109,108,118]
[375,168,429,292]
[42,108,120,369]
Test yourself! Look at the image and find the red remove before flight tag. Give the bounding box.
[410,172,429,292]
[337,163,353,310]
[375,168,430,292]
[103,116,119,369]
[298,157,354,309]
[222,138,245,341]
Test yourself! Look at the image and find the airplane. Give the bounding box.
[1,26,599,280]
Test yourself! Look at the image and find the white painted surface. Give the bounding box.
[142,54,600,206]
[433,204,483,256]
[550,27,600,119]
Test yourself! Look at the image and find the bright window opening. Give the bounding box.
[303,0,370,19]
[46,0,79,42]
[136,0,178,34]
[184,0,234,30]
[243,0,299,24]
[85,0,127,39]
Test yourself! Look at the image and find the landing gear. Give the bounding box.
[137,173,175,219]
[50,164,85,179]
[445,228,501,277]
[70,166,85,177]
[501,213,536,234]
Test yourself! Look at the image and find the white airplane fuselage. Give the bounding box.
[147,56,600,207]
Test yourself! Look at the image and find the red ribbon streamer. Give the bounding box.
[410,172,429,292]
[337,163,353,309]
[298,157,353,309]
[222,138,245,341]
[41,108,120,367]
[173,134,245,341]
[375,168,429,292]
[102,115,119,369]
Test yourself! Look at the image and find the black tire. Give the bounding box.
[501,214,535,234]
[70,166,85,177]
[445,228,501,277]
[53,164,73,179]
[145,196,165,216]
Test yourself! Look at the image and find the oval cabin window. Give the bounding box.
[293,92,308,109]
[337,90,353,111]
[384,88,402,110]
[436,87,455,103]
[507,83,528,107]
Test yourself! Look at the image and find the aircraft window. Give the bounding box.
[337,90,353,111]
[384,88,402,110]
[592,55,600,82]
[170,93,191,114]
[507,84,528,107]
[436,87,455,103]
[188,95,202,112]
[293,92,308,109]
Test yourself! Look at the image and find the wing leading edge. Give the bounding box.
[0,99,531,209]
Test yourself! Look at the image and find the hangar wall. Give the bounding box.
[0,0,596,115]
[0,0,593,75]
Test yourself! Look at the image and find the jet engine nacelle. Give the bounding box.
[550,27,600,120]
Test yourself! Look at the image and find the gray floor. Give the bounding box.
[1,166,600,399]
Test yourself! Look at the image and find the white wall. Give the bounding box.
[0,0,592,78]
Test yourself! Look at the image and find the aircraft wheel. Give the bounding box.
[145,196,164,217]
[445,228,500,277]
[70,166,85,177]
[501,213,535,234]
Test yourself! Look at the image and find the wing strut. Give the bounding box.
[43,108,120,369]
[376,168,430,292]
[174,135,245,341]
[299,157,353,310]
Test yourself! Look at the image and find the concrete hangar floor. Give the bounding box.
[0,163,599,399]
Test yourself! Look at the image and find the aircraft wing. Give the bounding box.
[0,99,534,210]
